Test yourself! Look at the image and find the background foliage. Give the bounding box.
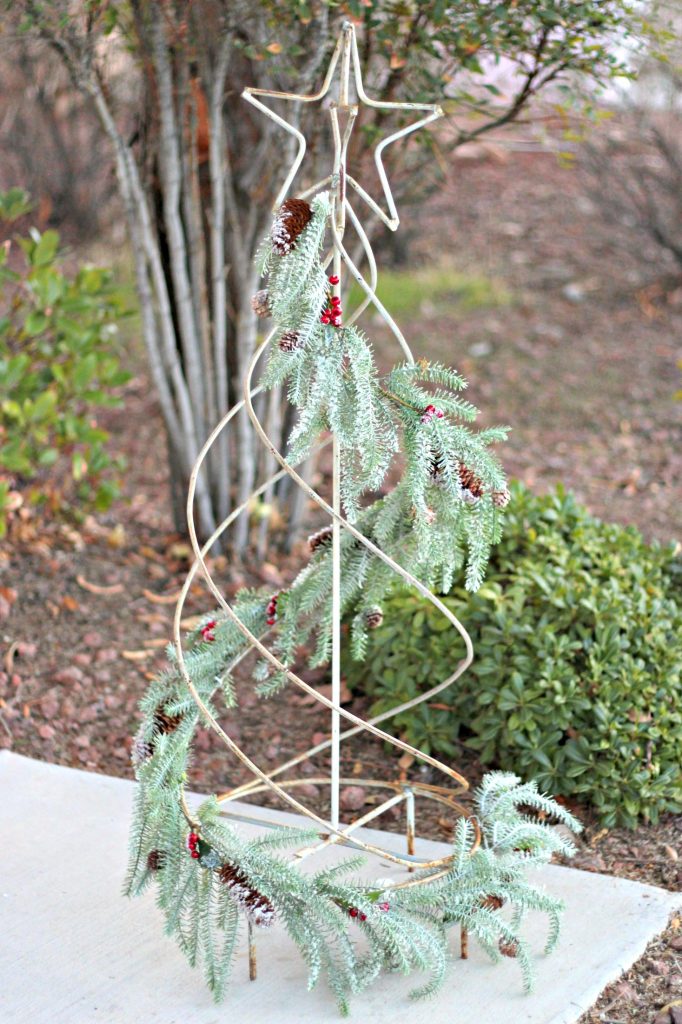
[346,483,682,828]
[0,189,129,534]
[8,0,638,549]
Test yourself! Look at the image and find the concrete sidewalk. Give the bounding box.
[2,750,679,1023]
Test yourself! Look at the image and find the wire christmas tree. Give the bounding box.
[126,22,581,1015]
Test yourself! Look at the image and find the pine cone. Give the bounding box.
[458,464,484,499]
[308,525,333,552]
[428,454,446,486]
[219,862,275,927]
[479,894,505,911]
[492,487,511,509]
[131,727,154,766]
[516,801,565,825]
[147,849,165,872]
[279,329,302,352]
[153,705,183,736]
[499,938,519,958]
[251,289,271,318]
[271,198,313,255]
[410,505,436,525]
[365,606,384,630]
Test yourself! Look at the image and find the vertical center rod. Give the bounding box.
[330,25,353,832]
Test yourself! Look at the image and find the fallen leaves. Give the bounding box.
[3,641,19,675]
[106,524,126,549]
[297,680,353,706]
[76,574,124,596]
[179,614,204,631]
[0,586,17,620]
[142,587,180,605]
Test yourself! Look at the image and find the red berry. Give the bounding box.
[191,850,200,859]
[378,901,390,912]
[425,404,435,415]
[331,295,341,305]
[200,619,216,641]
[349,907,358,918]
[435,409,444,419]
[359,912,367,922]
[267,617,276,626]
[328,274,340,285]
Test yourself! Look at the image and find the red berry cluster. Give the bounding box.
[420,403,444,424]
[266,593,279,627]
[320,274,342,328]
[187,831,200,859]
[348,901,389,921]
[200,619,216,642]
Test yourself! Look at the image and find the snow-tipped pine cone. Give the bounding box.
[308,525,333,552]
[458,464,484,500]
[147,849,166,872]
[153,705,183,736]
[480,894,505,911]
[499,938,519,958]
[251,289,271,318]
[365,606,384,630]
[492,487,511,509]
[279,329,302,352]
[271,198,313,255]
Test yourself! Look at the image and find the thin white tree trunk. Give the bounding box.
[151,11,207,437]
[208,36,232,525]
[181,69,213,395]
[257,384,283,559]
[84,74,216,538]
[232,265,260,551]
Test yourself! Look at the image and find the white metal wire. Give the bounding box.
[173,21,478,875]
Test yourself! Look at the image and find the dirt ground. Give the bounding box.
[1,143,681,1021]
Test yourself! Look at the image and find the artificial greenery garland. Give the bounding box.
[127,194,581,1014]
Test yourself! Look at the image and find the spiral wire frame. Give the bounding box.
[173,22,481,882]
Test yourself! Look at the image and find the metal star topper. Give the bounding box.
[242,19,443,232]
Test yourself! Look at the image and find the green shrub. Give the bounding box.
[0,190,130,532]
[345,483,682,827]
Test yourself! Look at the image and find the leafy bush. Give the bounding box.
[345,483,682,827]
[0,190,130,533]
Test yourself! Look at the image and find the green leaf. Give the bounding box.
[71,451,88,481]
[24,311,48,336]
[31,229,59,267]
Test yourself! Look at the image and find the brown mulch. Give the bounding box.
[579,923,682,1024]
[2,136,681,1020]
